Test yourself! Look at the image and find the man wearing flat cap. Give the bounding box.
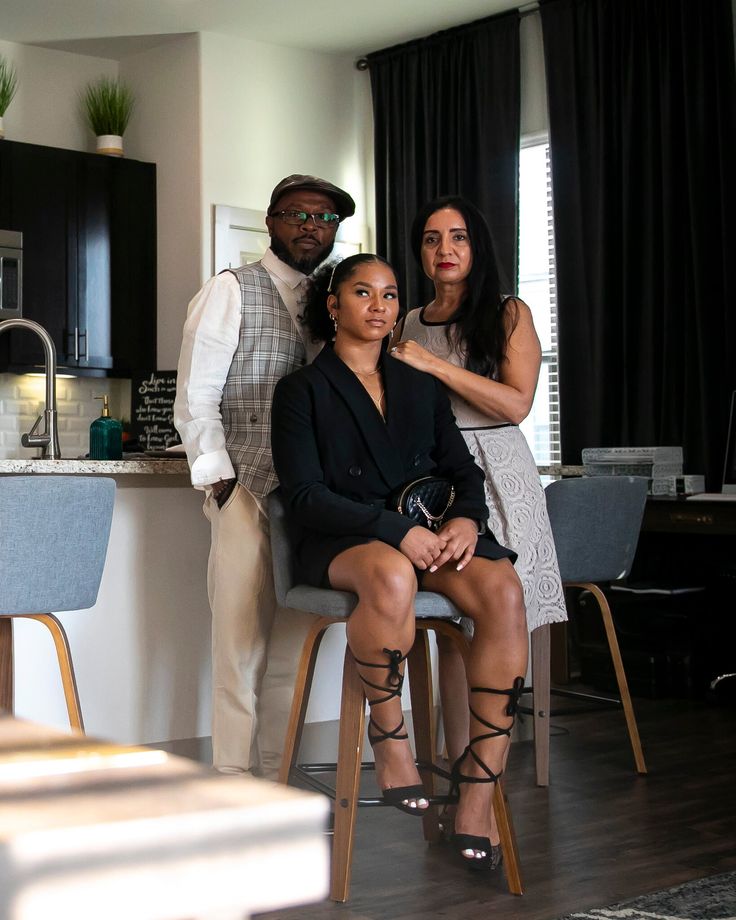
[175,175,356,776]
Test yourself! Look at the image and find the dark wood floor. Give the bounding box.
[255,695,736,920]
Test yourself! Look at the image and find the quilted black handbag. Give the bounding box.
[389,476,455,531]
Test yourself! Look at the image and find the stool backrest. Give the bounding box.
[545,476,648,584]
[267,489,297,607]
[0,476,115,615]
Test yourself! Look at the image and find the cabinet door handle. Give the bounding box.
[79,328,87,359]
[74,326,79,361]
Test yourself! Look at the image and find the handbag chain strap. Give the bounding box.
[414,486,456,525]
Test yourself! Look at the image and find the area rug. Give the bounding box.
[558,870,736,920]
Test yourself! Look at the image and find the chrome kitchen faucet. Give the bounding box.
[0,318,61,459]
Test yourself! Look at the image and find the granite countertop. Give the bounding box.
[0,457,582,478]
[0,458,190,475]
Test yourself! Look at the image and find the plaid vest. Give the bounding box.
[222,262,306,497]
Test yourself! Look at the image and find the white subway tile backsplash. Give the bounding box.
[0,373,131,460]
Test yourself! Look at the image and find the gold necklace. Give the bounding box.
[369,385,386,419]
[348,364,385,418]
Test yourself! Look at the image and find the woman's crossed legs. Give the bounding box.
[328,540,528,846]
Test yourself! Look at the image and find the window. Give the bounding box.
[517,137,560,466]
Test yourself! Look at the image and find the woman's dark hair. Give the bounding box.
[410,196,517,378]
[300,252,399,343]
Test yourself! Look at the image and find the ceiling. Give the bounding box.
[0,0,527,59]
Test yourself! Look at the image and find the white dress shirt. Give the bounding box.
[174,248,317,489]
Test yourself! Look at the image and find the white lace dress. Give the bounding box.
[401,307,567,632]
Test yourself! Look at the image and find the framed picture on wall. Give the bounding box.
[213,205,269,272]
[213,204,362,273]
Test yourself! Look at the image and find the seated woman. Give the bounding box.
[270,253,528,871]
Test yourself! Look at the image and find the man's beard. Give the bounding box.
[270,234,334,275]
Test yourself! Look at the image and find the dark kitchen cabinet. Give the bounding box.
[0,139,156,376]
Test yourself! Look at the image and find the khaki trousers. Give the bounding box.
[204,483,313,777]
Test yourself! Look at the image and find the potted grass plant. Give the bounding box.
[0,56,18,139]
[82,77,135,156]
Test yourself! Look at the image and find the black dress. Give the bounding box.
[271,345,515,587]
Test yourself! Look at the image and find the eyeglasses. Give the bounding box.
[270,209,340,228]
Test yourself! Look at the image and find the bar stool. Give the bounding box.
[530,475,648,785]
[0,476,115,732]
[268,490,523,902]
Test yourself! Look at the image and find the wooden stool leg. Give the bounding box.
[531,625,551,786]
[407,626,440,844]
[25,614,84,732]
[426,621,523,894]
[494,779,523,895]
[278,617,332,785]
[587,584,647,775]
[331,647,366,903]
[0,618,13,715]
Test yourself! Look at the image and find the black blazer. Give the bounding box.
[271,345,506,586]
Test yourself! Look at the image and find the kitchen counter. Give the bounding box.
[0,457,189,474]
[2,457,584,478]
[0,457,191,487]
[2,461,211,744]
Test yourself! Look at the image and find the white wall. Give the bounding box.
[0,39,116,151]
[198,32,371,282]
[120,35,203,371]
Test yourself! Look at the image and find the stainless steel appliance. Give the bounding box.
[0,229,22,319]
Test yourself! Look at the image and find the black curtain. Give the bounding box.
[367,12,520,309]
[540,0,736,488]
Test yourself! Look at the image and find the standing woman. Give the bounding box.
[271,253,528,871]
[391,196,567,777]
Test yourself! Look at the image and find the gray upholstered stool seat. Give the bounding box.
[0,475,115,732]
[268,490,523,901]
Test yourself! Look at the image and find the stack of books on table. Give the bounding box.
[581,446,701,495]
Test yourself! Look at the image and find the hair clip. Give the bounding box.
[327,262,339,293]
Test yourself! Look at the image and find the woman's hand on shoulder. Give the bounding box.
[399,526,447,570]
[390,340,441,376]
[431,517,478,572]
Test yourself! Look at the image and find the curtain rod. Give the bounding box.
[355,1,539,69]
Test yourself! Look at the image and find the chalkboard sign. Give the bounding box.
[131,370,181,451]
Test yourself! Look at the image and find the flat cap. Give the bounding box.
[268,174,356,219]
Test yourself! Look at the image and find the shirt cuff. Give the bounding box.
[190,449,236,489]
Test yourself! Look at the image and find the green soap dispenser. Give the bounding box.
[90,395,123,460]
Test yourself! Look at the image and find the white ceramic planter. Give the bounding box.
[96,134,123,156]
[0,116,5,139]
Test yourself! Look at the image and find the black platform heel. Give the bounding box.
[450,676,525,871]
[353,647,429,816]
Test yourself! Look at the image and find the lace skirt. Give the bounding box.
[462,425,567,633]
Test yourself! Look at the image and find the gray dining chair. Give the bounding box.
[0,475,115,732]
[530,475,648,786]
[268,489,523,902]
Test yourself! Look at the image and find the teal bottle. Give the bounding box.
[90,395,123,460]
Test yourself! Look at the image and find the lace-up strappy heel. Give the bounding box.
[450,676,525,871]
[353,647,429,816]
